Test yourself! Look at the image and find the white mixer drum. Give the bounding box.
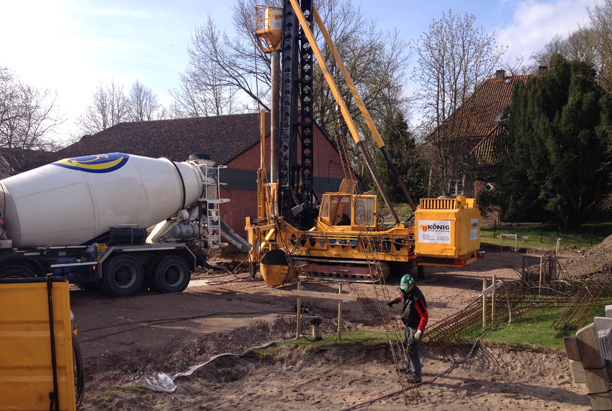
[0,153,203,248]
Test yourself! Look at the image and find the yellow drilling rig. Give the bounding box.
[246,1,483,285]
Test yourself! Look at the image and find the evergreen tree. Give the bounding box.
[489,54,611,224]
[377,113,428,206]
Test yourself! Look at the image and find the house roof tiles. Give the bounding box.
[440,74,531,140]
[50,113,271,165]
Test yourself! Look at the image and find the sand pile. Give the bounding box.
[561,234,612,278]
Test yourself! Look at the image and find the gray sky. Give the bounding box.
[0,0,598,142]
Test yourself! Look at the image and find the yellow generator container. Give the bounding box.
[414,196,481,265]
[0,277,76,411]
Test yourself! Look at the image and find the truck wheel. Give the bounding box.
[144,255,166,291]
[0,265,35,278]
[100,255,144,297]
[152,256,191,293]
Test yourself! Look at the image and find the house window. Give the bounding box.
[449,179,464,196]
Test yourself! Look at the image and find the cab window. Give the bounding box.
[329,196,339,219]
[354,197,375,226]
[319,196,329,218]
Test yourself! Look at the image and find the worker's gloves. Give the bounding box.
[387,299,398,307]
[414,329,423,342]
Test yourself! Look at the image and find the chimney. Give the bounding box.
[538,66,548,75]
[495,69,505,80]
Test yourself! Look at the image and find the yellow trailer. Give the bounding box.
[0,277,78,411]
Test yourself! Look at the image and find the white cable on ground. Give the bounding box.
[140,335,299,393]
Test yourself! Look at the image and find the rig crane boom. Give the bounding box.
[248,1,483,285]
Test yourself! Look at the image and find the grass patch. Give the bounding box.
[282,329,391,350]
[255,303,611,354]
[459,303,609,350]
[252,351,285,363]
[480,221,612,250]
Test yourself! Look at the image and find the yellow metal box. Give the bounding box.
[414,196,481,260]
[0,278,76,411]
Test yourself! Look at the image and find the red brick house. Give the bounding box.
[45,113,346,238]
[429,69,536,199]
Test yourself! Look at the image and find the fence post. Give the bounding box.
[296,282,302,339]
[514,234,518,252]
[482,278,487,330]
[337,283,343,341]
[493,221,496,240]
[500,233,503,251]
[540,222,543,243]
[539,256,543,295]
[491,274,496,324]
[556,238,561,256]
[591,224,594,247]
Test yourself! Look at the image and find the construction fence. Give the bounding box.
[425,278,612,349]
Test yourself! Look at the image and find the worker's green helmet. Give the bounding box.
[400,274,414,290]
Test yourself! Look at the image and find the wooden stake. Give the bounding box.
[292,285,357,342]
[556,238,561,256]
[500,234,503,251]
[296,282,302,339]
[514,233,518,252]
[338,283,343,340]
[491,274,496,324]
[539,256,544,295]
[482,278,487,330]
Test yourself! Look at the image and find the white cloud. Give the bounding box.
[0,0,234,142]
[497,0,598,62]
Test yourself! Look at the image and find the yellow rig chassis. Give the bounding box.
[246,187,482,283]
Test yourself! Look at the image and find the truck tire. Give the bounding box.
[0,265,35,278]
[152,256,191,294]
[99,255,144,297]
[144,255,166,291]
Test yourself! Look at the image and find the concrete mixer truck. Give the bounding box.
[0,152,231,296]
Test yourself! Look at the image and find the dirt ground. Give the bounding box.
[71,250,591,410]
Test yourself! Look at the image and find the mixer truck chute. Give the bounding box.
[0,153,230,296]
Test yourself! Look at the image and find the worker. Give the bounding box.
[335,212,350,225]
[387,274,428,383]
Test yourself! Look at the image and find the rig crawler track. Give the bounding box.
[299,259,390,282]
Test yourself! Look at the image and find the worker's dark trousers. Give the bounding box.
[404,326,422,380]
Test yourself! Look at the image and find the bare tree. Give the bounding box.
[530,34,568,69]
[586,0,612,95]
[76,80,129,135]
[128,80,162,122]
[0,65,63,173]
[171,12,263,117]
[500,55,530,76]
[412,10,506,196]
[174,0,412,187]
[528,1,612,95]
